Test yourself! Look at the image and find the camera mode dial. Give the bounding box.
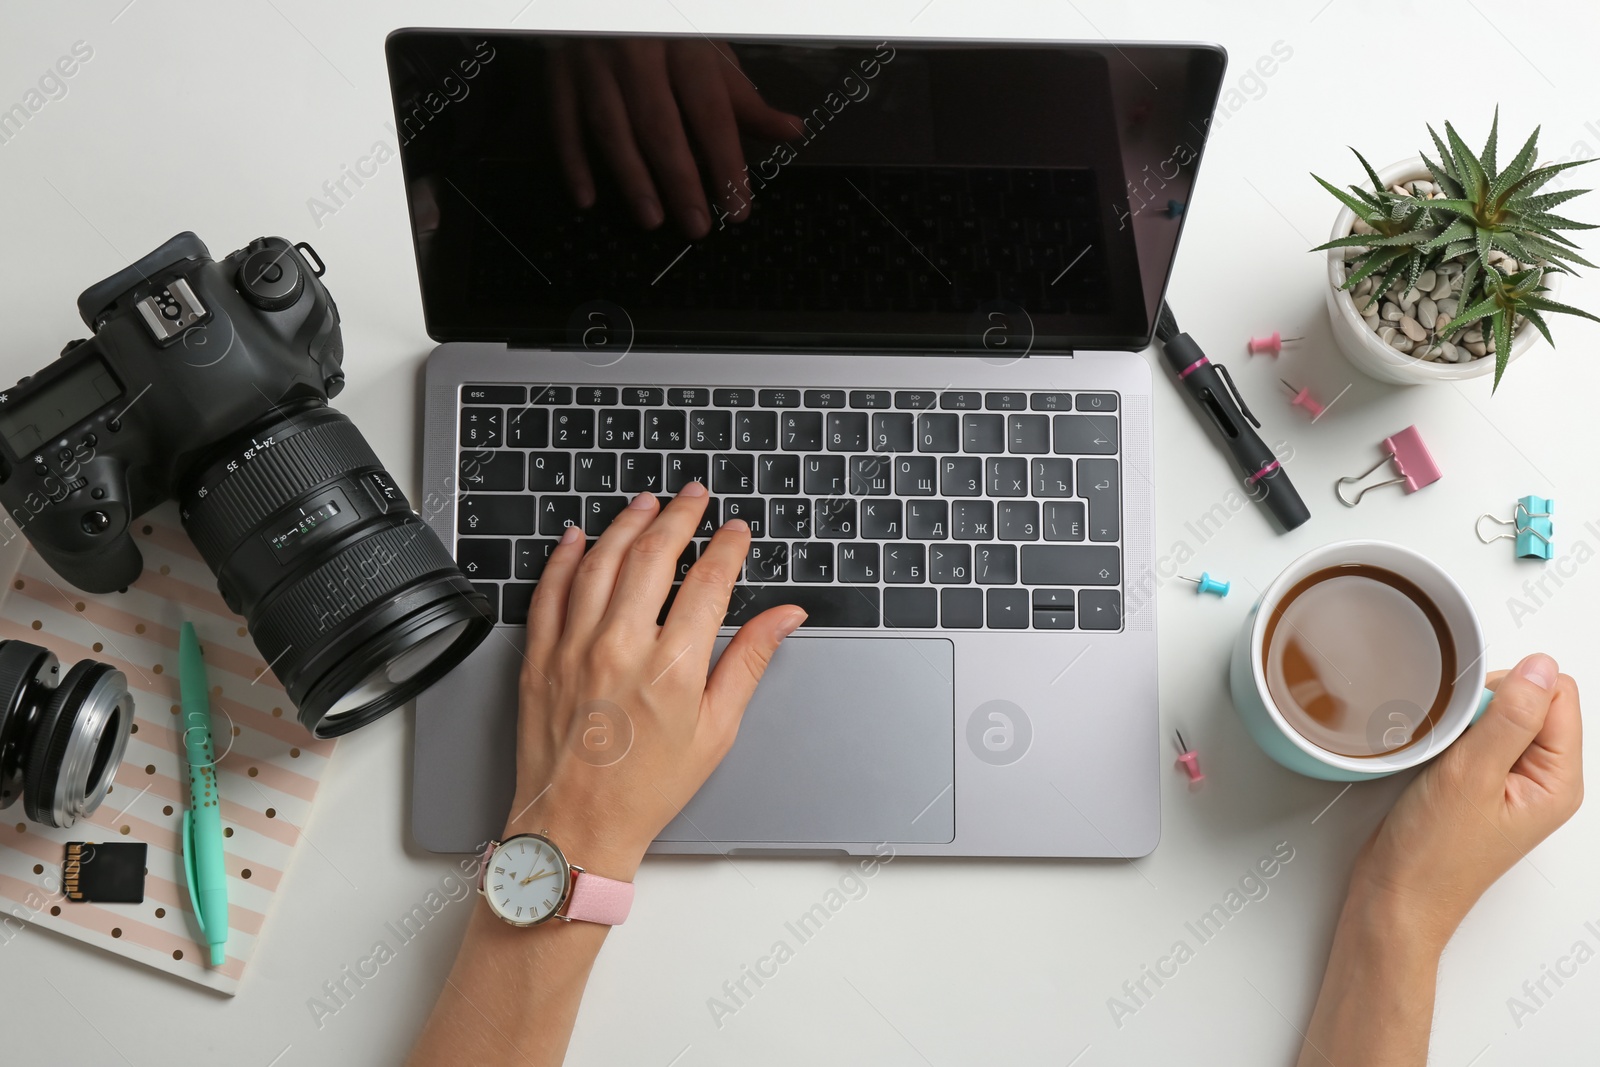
[237,246,304,311]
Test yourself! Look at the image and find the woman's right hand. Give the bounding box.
[1351,653,1583,949]
[503,485,805,878]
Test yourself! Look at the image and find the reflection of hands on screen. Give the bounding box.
[548,38,802,239]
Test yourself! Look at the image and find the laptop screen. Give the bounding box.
[384,32,1225,353]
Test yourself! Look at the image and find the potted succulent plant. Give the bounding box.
[1314,112,1598,389]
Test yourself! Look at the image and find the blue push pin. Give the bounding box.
[1179,572,1229,597]
[1166,199,1186,218]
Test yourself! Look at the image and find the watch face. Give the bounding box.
[485,836,570,925]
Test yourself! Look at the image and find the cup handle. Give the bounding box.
[1473,687,1494,723]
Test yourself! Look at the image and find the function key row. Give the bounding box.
[464,385,1117,412]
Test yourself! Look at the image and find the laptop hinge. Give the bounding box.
[500,344,1078,358]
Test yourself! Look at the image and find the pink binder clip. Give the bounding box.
[1335,425,1441,507]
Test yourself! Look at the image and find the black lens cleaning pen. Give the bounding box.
[1155,302,1310,532]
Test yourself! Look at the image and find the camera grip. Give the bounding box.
[34,530,144,595]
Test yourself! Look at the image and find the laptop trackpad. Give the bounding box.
[659,637,955,845]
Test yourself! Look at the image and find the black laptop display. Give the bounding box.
[386,32,1225,352]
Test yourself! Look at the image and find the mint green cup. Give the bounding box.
[1229,540,1492,782]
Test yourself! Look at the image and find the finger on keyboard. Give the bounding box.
[565,492,662,635]
[663,517,755,641]
[602,484,711,629]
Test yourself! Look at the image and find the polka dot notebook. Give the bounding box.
[0,503,336,995]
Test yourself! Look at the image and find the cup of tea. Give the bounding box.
[1229,540,1493,781]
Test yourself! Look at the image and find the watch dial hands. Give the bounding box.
[485,839,567,924]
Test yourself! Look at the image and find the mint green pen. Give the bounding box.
[179,622,229,967]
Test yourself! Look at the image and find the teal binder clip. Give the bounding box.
[1476,496,1553,560]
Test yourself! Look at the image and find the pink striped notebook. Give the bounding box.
[0,503,335,994]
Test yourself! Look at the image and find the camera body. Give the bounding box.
[0,233,490,736]
[0,232,346,593]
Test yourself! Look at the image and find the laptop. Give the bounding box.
[386,30,1225,857]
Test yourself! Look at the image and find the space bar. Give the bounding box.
[723,586,880,628]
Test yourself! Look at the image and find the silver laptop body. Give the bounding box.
[388,30,1226,857]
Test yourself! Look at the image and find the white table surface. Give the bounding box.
[5,2,1600,1063]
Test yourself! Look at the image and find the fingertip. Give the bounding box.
[775,608,806,639]
[720,518,750,535]
[1548,673,1583,732]
[679,480,708,498]
[683,204,710,239]
[634,195,664,229]
[1466,656,1564,776]
[559,524,584,546]
[1516,653,1558,691]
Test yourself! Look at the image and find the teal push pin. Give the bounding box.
[1166,199,1186,218]
[1179,572,1229,597]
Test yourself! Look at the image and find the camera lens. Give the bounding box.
[181,402,491,738]
[0,640,133,828]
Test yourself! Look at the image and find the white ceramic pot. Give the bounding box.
[1324,155,1556,385]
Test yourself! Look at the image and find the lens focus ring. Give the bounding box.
[183,407,383,567]
[0,641,54,810]
[178,403,488,736]
[248,518,462,682]
[0,641,52,720]
[23,661,125,828]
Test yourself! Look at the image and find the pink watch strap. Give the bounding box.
[564,870,634,925]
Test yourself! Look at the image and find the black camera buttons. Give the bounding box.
[237,247,304,311]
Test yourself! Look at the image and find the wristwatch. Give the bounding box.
[477,832,633,927]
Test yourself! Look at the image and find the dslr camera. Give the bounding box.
[0,233,490,738]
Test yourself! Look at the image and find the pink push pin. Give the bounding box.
[1280,379,1325,419]
[1174,731,1204,783]
[1247,331,1302,357]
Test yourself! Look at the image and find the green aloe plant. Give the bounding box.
[1313,152,1443,302]
[1313,111,1600,390]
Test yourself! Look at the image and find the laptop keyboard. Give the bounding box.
[454,384,1123,632]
